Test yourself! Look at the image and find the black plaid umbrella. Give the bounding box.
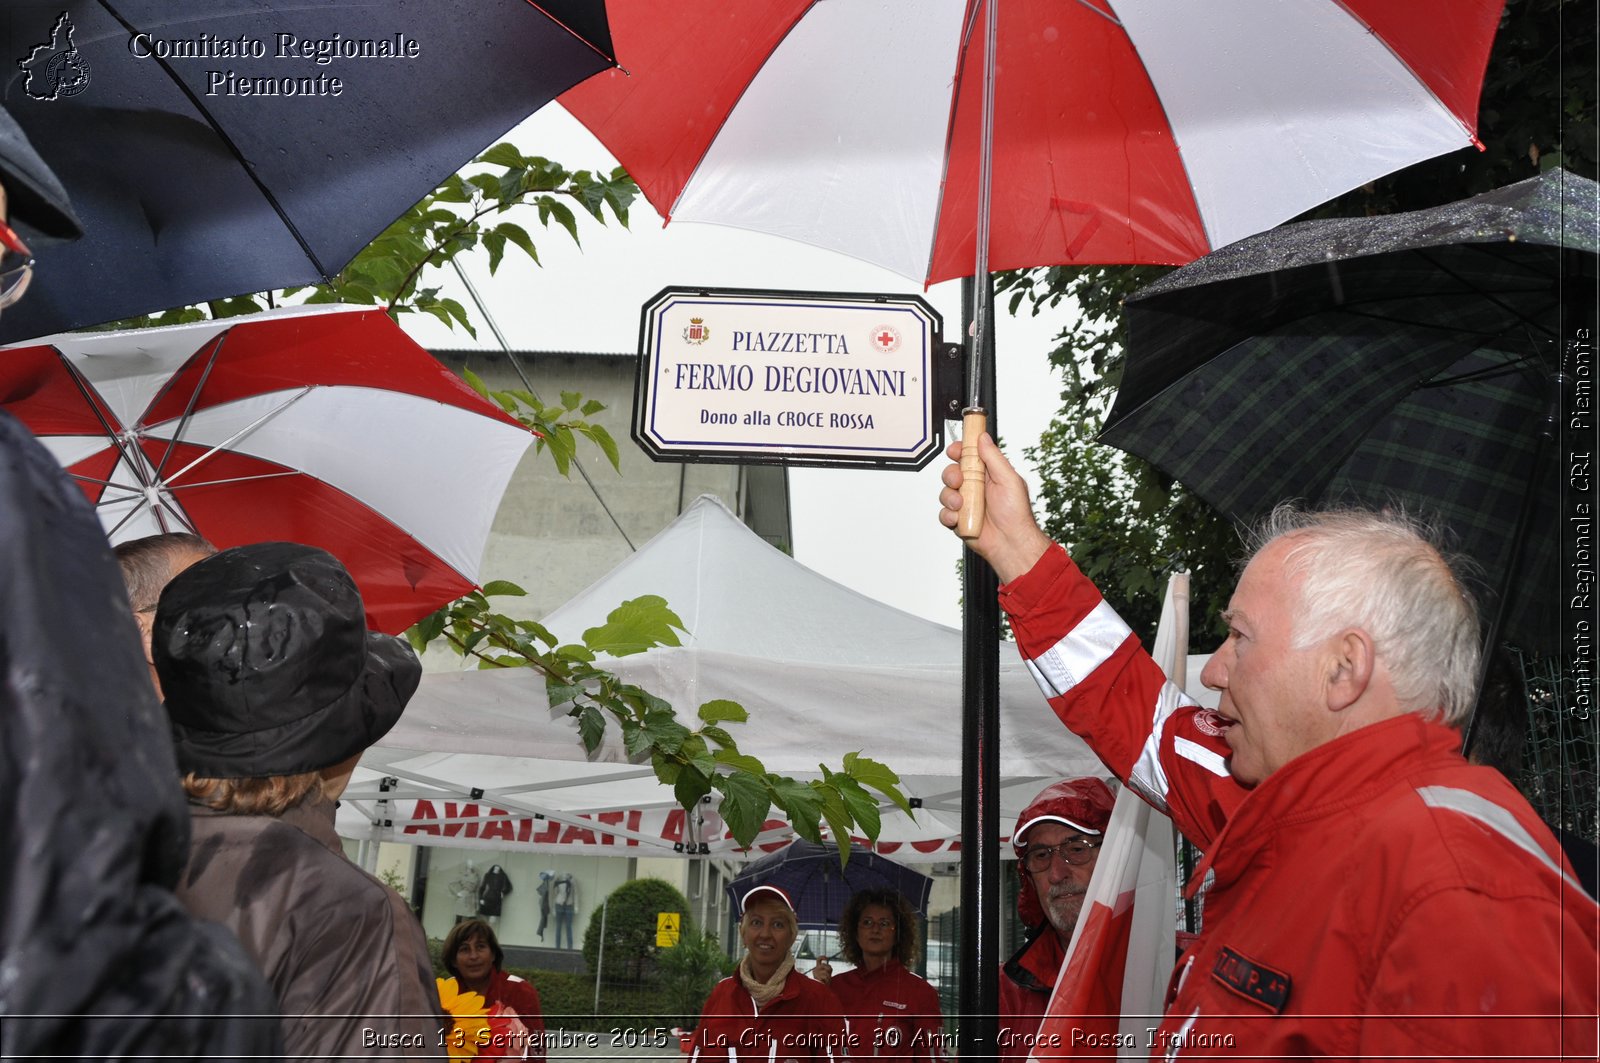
[1101,169,1599,655]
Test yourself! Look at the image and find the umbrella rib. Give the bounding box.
[94,2,337,280]
[101,490,200,540]
[56,348,127,450]
[151,469,305,492]
[523,2,621,70]
[1068,0,1123,25]
[157,386,316,488]
[149,329,230,483]
[1414,246,1563,337]
[1334,301,1557,342]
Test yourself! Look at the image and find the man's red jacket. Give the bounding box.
[1000,544,1599,1061]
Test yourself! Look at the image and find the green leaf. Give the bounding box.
[817,786,853,851]
[769,777,823,835]
[715,772,772,848]
[652,748,683,786]
[712,749,766,776]
[495,221,537,263]
[577,706,606,753]
[577,423,622,472]
[465,173,501,199]
[582,595,687,657]
[698,700,748,725]
[640,708,691,755]
[478,142,526,169]
[460,365,489,398]
[483,231,507,275]
[700,725,737,750]
[843,753,909,813]
[830,774,882,840]
[679,735,716,779]
[675,767,714,810]
[480,580,527,598]
[546,199,580,244]
[409,608,447,648]
[433,174,472,203]
[546,681,585,709]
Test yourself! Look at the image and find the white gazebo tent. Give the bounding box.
[338,495,1133,863]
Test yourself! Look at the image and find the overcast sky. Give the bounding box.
[399,106,1078,629]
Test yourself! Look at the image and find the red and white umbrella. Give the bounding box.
[562,0,1505,282]
[0,304,533,634]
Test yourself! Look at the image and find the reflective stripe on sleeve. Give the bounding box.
[1128,682,1216,810]
[1174,735,1230,778]
[1022,599,1132,697]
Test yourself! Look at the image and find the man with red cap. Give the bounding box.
[999,777,1116,1058]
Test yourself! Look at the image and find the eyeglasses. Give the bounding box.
[0,220,34,311]
[858,917,895,930]
[1022,838,1101,871]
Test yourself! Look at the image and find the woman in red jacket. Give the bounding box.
[690,885,850,1062]
[443,918,546,1060]
[814,890,943,1060]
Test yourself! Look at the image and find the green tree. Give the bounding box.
[996,0,1596,638]
[583,878,692,983]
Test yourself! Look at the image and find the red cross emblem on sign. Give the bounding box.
[871,326,901,353]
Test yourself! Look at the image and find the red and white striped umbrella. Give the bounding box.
[562,0,1505,282]
[0,304,533,634]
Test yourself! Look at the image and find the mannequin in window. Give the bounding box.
[477,864,514,928]
[450,860,481,924]
[552,874,577,949]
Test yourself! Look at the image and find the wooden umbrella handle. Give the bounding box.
[957,409,987,540]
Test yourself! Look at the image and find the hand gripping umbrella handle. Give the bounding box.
[957,409,987,540]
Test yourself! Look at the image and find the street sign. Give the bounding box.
[656,911,681,947]
[634,286,944,469]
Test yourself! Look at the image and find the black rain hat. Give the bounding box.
[0,106,82,241]
[154,542,421,779]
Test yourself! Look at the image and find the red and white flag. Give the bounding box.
[1031,573,1190,1059]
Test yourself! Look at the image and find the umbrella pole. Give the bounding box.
[958,5,1003,1057]
[956,0,1000,542]
[958,344,1001,1060]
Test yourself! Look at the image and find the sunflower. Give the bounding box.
[436,977,492,1061]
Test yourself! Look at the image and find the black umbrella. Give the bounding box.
[725,841,933,932]
[0,0,614,341]
[1101,169,1599,657]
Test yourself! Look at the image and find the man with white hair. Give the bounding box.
[940,433,1597,1060]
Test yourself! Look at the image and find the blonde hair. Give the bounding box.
[182,771,327,816]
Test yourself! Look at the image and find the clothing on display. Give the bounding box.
[478,865,513,922]
[536,870,554,941]
[552,874,576,950]
[452,861,482,921]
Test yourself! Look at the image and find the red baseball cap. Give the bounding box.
[741,884,796,915]
[1012,777,1116,850]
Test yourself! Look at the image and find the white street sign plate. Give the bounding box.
[634,287,944,468]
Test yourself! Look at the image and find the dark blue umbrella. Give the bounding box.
[0,0,614,341]
[725,841,934,931]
